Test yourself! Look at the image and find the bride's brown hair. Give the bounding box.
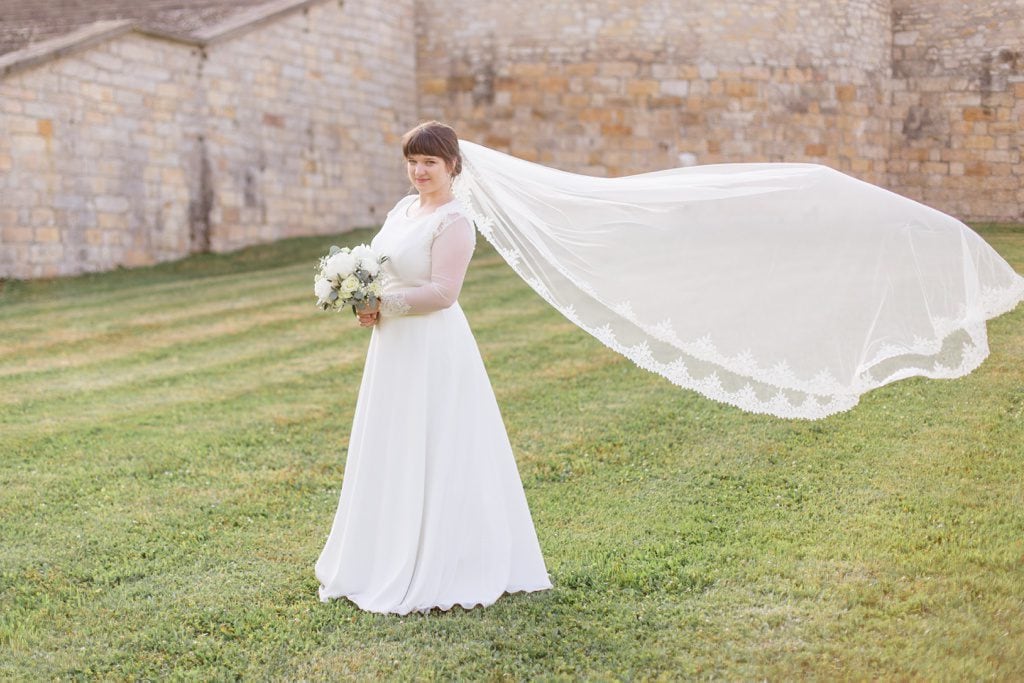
[402,121,462,178]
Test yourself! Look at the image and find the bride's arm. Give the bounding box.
[379,215,475,317]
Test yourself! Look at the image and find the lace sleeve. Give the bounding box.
[433,210,477,243]
[380,291,412,317]
[379,214,475,317]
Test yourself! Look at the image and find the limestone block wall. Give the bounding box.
[4,0,1022,280]
[0,0,417,279]
[0,31,203,278]
[202,0,417,253]
[890,0,1024,222]
[416,0,893,183]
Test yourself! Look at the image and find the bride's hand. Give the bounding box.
[356,301,381,328]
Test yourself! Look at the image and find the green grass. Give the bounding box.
[2,225,1023,680]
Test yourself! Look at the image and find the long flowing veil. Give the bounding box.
[452,140,1024,419]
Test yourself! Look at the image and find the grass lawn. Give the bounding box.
[1,225,1022,680]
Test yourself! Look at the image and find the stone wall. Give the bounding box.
[416,0,893,183]
[1,30,201,277]
[418,0,1024,222]
[890,0,1024,222]
[202,0,416,253]
[0,0,417,279]
[3,0,1023,280]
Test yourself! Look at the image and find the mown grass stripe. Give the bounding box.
[0,302,368,398]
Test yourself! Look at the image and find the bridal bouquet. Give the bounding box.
[314,244,388,314]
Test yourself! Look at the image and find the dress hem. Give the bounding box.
[317,580,554,616]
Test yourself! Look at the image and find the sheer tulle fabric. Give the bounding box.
[315,196,552,614]
[453,141,1024,419]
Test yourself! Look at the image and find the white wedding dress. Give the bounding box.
[315,194,553,615]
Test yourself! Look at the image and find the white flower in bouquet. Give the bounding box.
[313,277,335,303]
[340,274,361,294]
[360,256,381,277]
[323,250,357,281]
[351,244,379,276]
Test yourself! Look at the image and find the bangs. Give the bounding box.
[402,128,450,159]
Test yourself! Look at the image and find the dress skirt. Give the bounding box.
[314,303,552,614]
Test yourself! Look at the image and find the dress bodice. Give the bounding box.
[371,195,471,290]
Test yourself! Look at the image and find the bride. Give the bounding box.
[316,119,1023,614]
[314,121,553,614]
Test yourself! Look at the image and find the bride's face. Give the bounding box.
[407,154,452,195]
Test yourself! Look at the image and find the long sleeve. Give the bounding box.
[380,215,475,317]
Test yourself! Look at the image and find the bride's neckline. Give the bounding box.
[404,195,458,219]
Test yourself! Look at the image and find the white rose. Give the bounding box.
[368,280,383,296]
[313,277,334,302]
[323,251,357,280]
[340,274,360,294]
